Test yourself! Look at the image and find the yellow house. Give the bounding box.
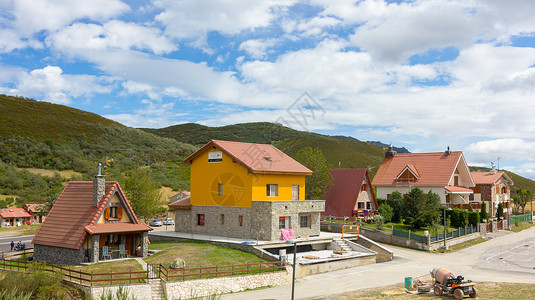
[170,140,325,241]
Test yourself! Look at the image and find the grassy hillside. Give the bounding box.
[0,95,197,204]
[276,135,385,177]
[141,122,305,146]
[144,122,386,177]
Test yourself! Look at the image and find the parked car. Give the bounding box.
[163,218,175,225]
[149,219,163,227]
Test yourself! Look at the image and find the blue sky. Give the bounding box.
[2,0,535,180]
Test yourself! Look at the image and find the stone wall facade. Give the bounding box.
[33,244,86,265]
[164,267,291,299]
[251,200,325,240]
[174,200,325,241]
[84,268,291,299]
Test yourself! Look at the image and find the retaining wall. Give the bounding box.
[83,268,291,299]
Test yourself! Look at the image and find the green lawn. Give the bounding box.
[0,224,41,236]
[146,241,267,268]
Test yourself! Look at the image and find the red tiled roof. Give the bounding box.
[0,208,32,218]
[23,204,42,214]
[471,171,514,185]
[323,169,377,217]
[184,140,312,175]
[373,151,467,186]
[85,223,152,235]
[168,196,191,209]
[445,186,473,193]
[32,181,143,250]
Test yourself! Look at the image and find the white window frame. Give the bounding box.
[267,184,278,197]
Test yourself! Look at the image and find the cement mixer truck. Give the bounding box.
[430,267,477,299]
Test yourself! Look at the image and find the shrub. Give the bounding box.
[480,201,488,221]
[378,204,393,223]
[375,215,385,229]
[386,192,403,223]
[497,203,504,220]
[468,211,480,226]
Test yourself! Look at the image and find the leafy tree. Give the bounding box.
[386,191,403,223]
[480,200,488,221]
[468,203,473,212]
[378,204,393,223]
[402,188,441,229]
[497,203,504,220]
[123,168,166,222]
[294,147,333,199]
[513,189,532,214]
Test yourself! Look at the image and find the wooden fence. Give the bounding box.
[0,258,285,286]
[0,248,34,260]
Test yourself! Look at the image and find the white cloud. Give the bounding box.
[465,139,535,163]
[12,66,113,104]
[104,100,187,128]
[47,20,176,55]
[11,0,129,36]
[154,0,294,39]
[238,39,279,59]
[350,0,480,62]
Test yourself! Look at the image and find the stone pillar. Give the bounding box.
[141,232,149,257]
[90,234,100,263]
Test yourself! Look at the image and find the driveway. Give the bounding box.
[222,227,535,300]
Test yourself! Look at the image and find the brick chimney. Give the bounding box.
[93,163,105,207]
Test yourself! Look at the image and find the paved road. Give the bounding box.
[0,235,34,252]
[223,227,535,300]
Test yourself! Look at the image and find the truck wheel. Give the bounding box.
[434,286,443,296]
[454,288,465,299]
[469,287,477,298]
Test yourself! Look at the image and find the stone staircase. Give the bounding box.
[149,279,165,300]
[333,238,352,252]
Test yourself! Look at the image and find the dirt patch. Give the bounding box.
[16,167,82,179]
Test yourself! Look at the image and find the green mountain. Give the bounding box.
[142,122,386,176]
[0,95,196,204]
[140,122,305,146]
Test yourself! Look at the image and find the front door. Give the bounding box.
[292,185,299,200]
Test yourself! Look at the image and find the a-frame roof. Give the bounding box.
[184,140,312,175]
[373,151,474,186]
[323,169,378,217]
[32,181,151,250]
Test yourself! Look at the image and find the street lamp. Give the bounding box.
[444,208,452,249]
[286,239,298,300]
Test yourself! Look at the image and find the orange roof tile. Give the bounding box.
[323,169,377,217]
[184,140,312,175]
[23,204,43,214]
[445,186,473,193]
[168,196,191,209]
[471,171,514,185]
[0,208,32,218]
[373,151,466,186]
[32,181,143,250]
[85,223,151,235]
